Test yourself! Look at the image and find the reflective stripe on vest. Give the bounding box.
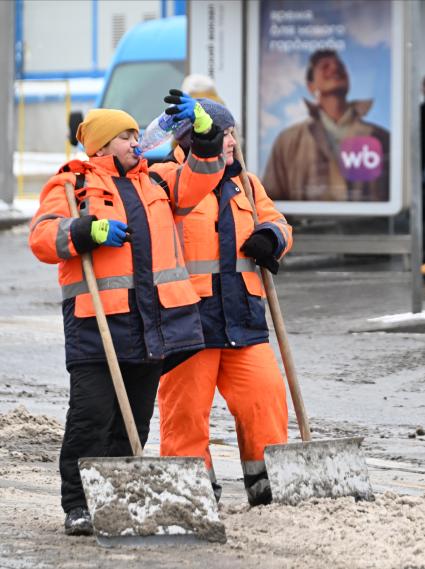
[153,265,190,285]
[61,266,190,300]
[30,213,64,232]
[56,218,74,259]
[185,258,256,275]
[187,152,225,175]
[274,217,291,245]
[62,275,135,300]
[30,213,73,260]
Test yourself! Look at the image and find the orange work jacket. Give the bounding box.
[29,146,225,367]
[151,148,293,348]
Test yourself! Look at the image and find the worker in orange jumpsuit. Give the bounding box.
[152,93,293,506]
[29,103,225,535]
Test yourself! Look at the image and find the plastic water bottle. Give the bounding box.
[135,112,191,155]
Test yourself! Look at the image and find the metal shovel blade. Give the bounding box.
[264,437,374,506]
[78,456,226,546]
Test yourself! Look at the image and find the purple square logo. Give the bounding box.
[339,136,383,182]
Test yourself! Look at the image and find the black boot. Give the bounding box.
[245,473,272,507]
[212,482,223,503]
[64,506,93,536]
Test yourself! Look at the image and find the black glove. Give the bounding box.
[70,214,99,254]
[240,230,280,275]
[256,256,280,275]
[241,231,276,259]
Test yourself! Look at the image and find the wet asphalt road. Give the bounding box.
[1,224,425,499]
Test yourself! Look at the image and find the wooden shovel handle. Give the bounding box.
[64,182,143,456]
[233,135,312,442]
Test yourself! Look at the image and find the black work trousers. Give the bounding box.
[59,361,162,513]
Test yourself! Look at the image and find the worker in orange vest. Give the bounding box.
[29,102,225,535]
[152,92,293,506]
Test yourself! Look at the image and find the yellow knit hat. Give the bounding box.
[76,108,139,156]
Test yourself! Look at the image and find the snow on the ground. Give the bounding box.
[0,198,38,219]
[13,198,39,217]
[368,311,425,323]
[1,405,425,569]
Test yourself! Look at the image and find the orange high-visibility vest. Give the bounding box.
[151,148,293,348]
[29,149,225,365]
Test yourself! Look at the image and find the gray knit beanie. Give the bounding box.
[174,98,235,150]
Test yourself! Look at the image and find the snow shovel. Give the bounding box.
[64,182,226,546]
[233,137,373,506]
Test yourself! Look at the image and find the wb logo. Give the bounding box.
[339,137,383,182]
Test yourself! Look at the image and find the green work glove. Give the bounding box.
[193,101,213,134]
[90,219,129,247]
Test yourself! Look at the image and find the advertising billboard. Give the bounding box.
[246,0,403,215]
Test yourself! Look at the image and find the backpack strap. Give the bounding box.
[149,171,171,199]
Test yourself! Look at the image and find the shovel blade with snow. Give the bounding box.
[264,437,374,506]
[233,137,373,507]
[79,456,226,546]
[65,183,225,547]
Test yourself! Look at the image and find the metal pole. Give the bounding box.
[0,0,15,206]
[65,80,72,160]
[406,0,423,313]
[17,80,25,199]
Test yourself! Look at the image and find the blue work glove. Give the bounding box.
[164,89,213,133]
[91,219,130,247]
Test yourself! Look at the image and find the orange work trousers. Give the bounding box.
[159,343,288,479]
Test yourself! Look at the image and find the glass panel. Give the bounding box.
[101,61,185,127]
